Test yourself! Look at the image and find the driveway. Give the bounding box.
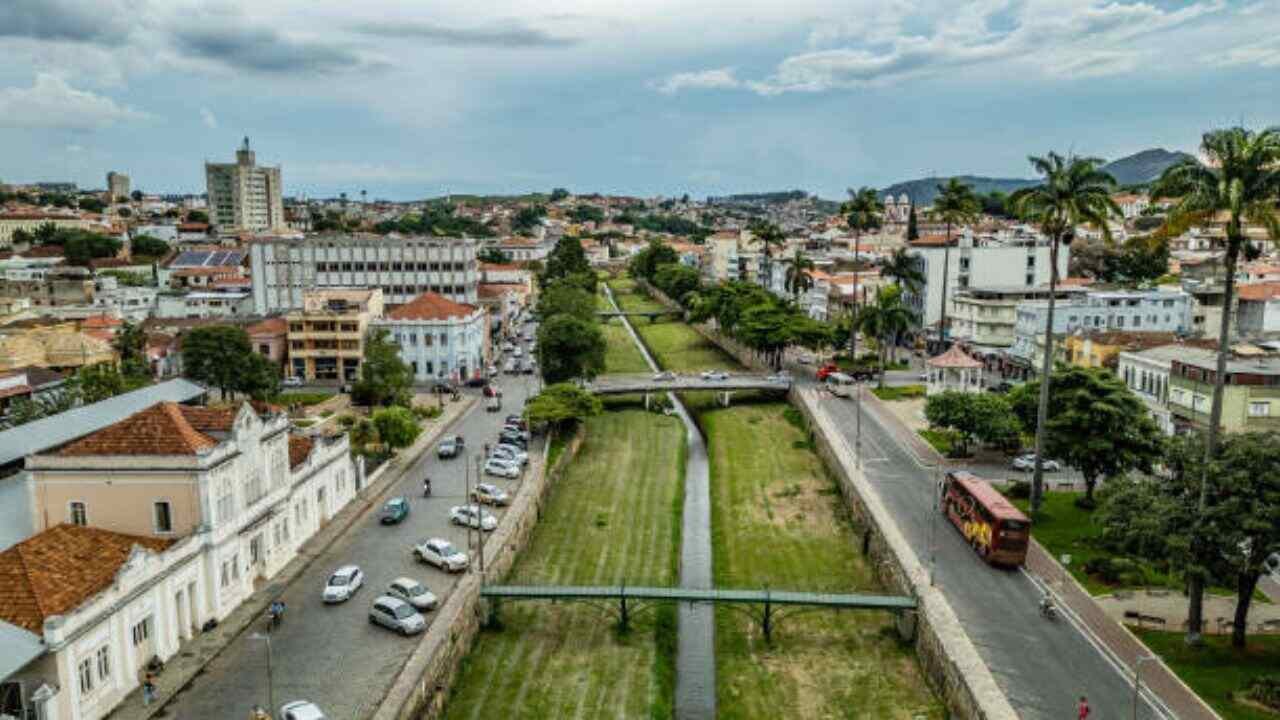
[164,347,542,719]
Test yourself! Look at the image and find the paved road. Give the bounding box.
[819,389,1166,719]
[165,331,542,720]
[605,286,717,719]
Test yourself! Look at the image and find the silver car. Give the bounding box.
[387,577,438,611]
[368,596,427,636]
[279,701,327,720]
[451,504,498,532]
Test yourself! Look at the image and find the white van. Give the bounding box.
[825,372,857,398]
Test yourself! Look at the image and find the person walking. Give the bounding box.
[1077,695,1091,719]
[142,673,157,706]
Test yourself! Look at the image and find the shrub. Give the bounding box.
[1006,480,1031,499]
[338,415,356,428]
[1248,675,1280,711]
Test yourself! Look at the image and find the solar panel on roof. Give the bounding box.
[174,251,206,266]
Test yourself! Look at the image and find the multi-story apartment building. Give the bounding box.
[6,401,356,720]
[286,289,384,382]
[950,285,1085,348]
[248,234,478,315]
[1010,289,1193,368]
[106,172,130,202]
[204,138,285,236]
[155,289,254,320]
[374,292,489,383]
[704,233,740,283]
[903,233,1069,333]
[1167,346,1280,433]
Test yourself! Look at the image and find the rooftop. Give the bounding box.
[1237,282,1280,301]
[1172,345,1280,374]
[928,345,982,369]
[56,402,223,457]
[385,292,478,322]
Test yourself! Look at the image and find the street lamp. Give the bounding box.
[1132,655,1157,720]
[248,632,273,716]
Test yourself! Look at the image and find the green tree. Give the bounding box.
[880,247,925,294]
[628,239,679,281]
[537,281,597,323]
[570,204,605,223]
[1010,153,1119,514]
[523,382,602,433]
[549,188,570,202]
[351,328,413,407]
[924,391,1013,457]
[182,325,257,400]
[10,228,34,247]
[512,204,547,234]
[651,263,701,303]
[852,286,916,386]
[478,246,511,264]
[130,235,169,258]
[1151,127,1280,642]
[240,353,282,401]
[113,321,149,378]
[537,315,606,383]
[372,406,421,449]
[747,220,786,259]
[130,190,143,201]
[542,234,595,291]
[77,363,129,404]
[932,178,982,342]
[32,222,60,246]
[78,197,105,213]
[735,303,793,369]
[1009,366,1162,503]
[187,209,209,224]
[840,187,883,360]
[784,251,815,303]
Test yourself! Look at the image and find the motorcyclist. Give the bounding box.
[423,477,432,497]
[1039,593,1056,618]
[268,600,285,627]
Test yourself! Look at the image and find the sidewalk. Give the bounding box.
[106,398,476,720]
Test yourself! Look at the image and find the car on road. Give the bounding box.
[484,457,521,478]
[282,376,304,388]
[437,435,464,459]
[386,577,438,611]
[380,497,410,524]
[653,371,676,381]
[486,396,502,412]
[501,342,515,353]
[487,364,499,378]
[520,360,535,374]
[1011,454,1062,472]
[414,538,469,572]
[368,596,427,636]
[917,372,930,382]
[503,359,517,374]
[451,504,498,531]
[279,701,327,720]
[492,443,528,464]
[700,370,730,381]
[470,482,511,506]
[322,565,364,604]
[501,423,530,441]
[815,362,839,381]
[766,371,791,382]
[513,347,524,358]
[505,415,527,430]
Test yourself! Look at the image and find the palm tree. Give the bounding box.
[841,187,884,363]
[931,179,981,346]
[854,287,915,387]
[1010,153,1119,515]
[748,220,787,291]
[881,247,925,295]
[1151,126,1280,645]
[785,251,816,305]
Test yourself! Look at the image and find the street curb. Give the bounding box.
[108,398,477,720]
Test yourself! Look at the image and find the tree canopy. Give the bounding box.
[537,281,597,323]
[372,406,421,449]
[182,325,280,401]
[351,328,413,407]
[523,382,603,433]
[536,315,606,383]
[923,391,1019,457]
[541,235,596,292]
[130,234,169,259]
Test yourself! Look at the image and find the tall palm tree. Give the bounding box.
[841,187,884,362]
[785,251,816,304]
[931,179,981,345]
[748,220,787,291]
[881,247,926,295]
[1151,126,1280,645]
[854,287,915,387]
[1010,153,1119,515]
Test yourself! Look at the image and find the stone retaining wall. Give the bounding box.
[373,426,586,720]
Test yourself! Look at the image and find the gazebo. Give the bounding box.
[925,345,984,396]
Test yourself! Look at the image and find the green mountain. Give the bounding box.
[879,148,1195,206]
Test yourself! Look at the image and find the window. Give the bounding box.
[78,657,94,694]
[1249,401,1271,417]
[216,481,234,523]
[131,617,152,646]
[1116,316,1125,328]
[1132,316,1141,328]
[154,501,173,533]
[95,646,111,683]
[1026,256,1036,268]
[69,501,87,526]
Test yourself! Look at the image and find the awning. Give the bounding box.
[0,620,44,680]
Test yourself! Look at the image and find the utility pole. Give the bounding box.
[855,381,863,467]
[1132,655,1155,720]
[465,453,474,569]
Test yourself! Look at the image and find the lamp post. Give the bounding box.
[1132,655,1156,720]
[248,632,273,716]
[855,381,863,467]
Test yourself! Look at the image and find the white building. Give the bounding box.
[132,224,178,244]
[248,234,479,315]
[949,285,1087,349]
[90,285,159,323]
[925,345,985,395]
[205,137,286,236]
[1010,289,1193,365]
[374,292,489,383]
[1236,282,1280,337]
[1116,344,1184,435]
[156,290,254,319]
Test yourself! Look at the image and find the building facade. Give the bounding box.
[249,234,478,315]
[1167,347,1280,433]
[1010,290,1193,367]
[106,172,130,202]
[204,138,285,235]
[1116,344,1186,435]
[286,289,384,382]
[0,212,94,249]
[374,292,488,383]
[950,285,1086,348]
[1236,282,1280,338]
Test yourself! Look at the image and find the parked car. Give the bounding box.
[483,385,502,398]
[492,443,528,465]
[430,380,453,394]
[505,415,527,430]
[380,497,410,524]
[451,504,498,531]
[653,371,676,381]
[487,364,499,378]
[484,457,521,478]
[386,577,438,611]
[470,482,511,506]
[437,436,462,459]
[1011,454,1062,472]
[501,423,530,441]
[512,347,524,358]
[815,363,839,381]
[465,375,487,388]
[501,342,515,353]
[280,701,327,720]
[486,396,502,412]
[414,538,469,572]
[503,359,517,374]
[322,565,363,604]
[497,432,528,449]
[520,360,535,375]
[282,376,304,388]
[700,370,730,381]
[368,596,427,636]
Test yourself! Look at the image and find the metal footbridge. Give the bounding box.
[596,309,683,319]
[480,585,917,643]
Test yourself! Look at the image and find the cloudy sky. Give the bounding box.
[1,0,1277,200]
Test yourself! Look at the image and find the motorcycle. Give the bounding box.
[423,479,432,498]
[267,601,285,630]
[1039,594,1057,621]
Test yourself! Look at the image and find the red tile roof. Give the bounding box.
[386,292,478,322]
[479,262,519,271]
[928,345,982,369]
[57,402,221,456]
[246,317,288,336]
[477,283,527,299]
[1237,282,1280,301]
[288,435,313,469]
[0,524,174,633]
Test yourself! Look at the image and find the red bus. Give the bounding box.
[941,471,1031,567]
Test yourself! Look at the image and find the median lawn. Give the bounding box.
[633,321,739,374]
[699,403,944,719]
[444,409,686,720]
[608,279,669,314]
[601,321,652,375]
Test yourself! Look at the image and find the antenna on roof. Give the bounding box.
[242,136,250,151]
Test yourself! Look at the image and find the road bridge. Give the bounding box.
[481,585,917,643]
[586,374,792,402]
[597,309,683,319]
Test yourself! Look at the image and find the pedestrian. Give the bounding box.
[1077,695,1090,719]
[143,673,157,706]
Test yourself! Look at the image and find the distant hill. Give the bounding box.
[879,148,1195,206]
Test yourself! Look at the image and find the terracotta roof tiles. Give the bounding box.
[288,435,313,469]
[1237,282,1280,301]
[386,292,478,322]
[928,345,982,369]
[57,402,219,456]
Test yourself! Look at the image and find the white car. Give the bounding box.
[492,443,528,465]
[700,370,730,381]
[1011,454,1062,472]
[484,457,521,478]
[282,376,304,388]
[653,371,676,381]
[766,372,791,382]
[322,565,364,604]
[501,424,531,441]
[470,482,511,506]
[501,342,515,353]
[368,595,427,636]
[513,347,524,358]
[387,577,438,611]
[279,701,327,720]
[414,538,469,572]
[451,505,499,532]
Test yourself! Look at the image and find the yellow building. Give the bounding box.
[1063,331,1181,370]
[0,211,94,248]
[286,289,385,382]
[0,326,116,372]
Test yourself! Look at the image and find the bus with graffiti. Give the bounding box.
[941,471,1031,567]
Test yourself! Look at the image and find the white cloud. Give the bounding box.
[0,73,152,129]
[200,107,218,128]
[65,144,84,153]
[650,68,740,94]
[1204,40,1280,69]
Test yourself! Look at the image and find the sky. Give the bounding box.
[1,0,1278,201]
